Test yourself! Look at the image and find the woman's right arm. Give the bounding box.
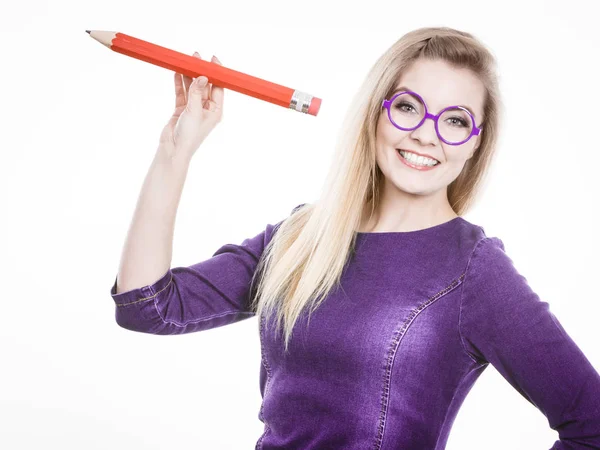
[110,135,305,335]
[109,49,307,335]
[114,49,226,297]
[109,143,301,335]
[110,50,262,335]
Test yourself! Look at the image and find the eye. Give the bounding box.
[395,101,417,113]
[447,117,468,127]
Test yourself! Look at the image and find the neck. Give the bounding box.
[358,192,457,233]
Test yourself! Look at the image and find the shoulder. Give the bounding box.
[461,234,534,314]
[469,236,507,267]
[452,218,524,299]
[451,217,510,266]
[453,216,490,245]
[467,236,513,278]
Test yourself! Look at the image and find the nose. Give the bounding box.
[409,115,439,146]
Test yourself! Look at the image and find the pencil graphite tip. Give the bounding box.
[86,30,91,34]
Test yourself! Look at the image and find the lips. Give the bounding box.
[396,149,439,171]
[397,148,440,164]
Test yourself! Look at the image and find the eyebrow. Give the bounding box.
[391,86,478,118]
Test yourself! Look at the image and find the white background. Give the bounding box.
[1,0,599,448]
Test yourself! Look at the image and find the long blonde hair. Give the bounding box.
[250,26,503,353]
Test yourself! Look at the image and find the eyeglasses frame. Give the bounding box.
[381,90,482,146]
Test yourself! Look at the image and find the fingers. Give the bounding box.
[189,74,210,112]
[174,51,223,115]
[183,51,201,94]
[175,51,200,102]
[209,55,224,114]
[173,72,186,109]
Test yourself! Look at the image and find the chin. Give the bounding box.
[397,185,436,196]
[386,176,436,196]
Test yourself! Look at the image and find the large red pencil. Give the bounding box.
[86,30,322,116]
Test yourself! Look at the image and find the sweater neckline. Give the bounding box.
[354,216,465,237]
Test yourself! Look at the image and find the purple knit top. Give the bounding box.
[110,204,600,449]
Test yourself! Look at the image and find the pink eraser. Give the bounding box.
[308,97,322,116]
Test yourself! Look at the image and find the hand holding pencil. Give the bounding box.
[87,30,322,162]
[159,51,224,161]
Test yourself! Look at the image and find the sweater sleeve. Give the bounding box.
[109,203,307,335]
[459,237,600,449]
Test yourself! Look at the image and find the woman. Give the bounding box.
[110,27,600,449]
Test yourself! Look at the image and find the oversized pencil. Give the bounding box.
[86,30,322,116]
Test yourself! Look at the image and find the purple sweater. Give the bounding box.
[110,204,600,449]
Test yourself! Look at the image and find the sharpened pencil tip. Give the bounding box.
[86,30,91,34]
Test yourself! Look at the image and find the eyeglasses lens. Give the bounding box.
[390,93,473,144]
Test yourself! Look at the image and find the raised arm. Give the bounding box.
[459,237,600,449]
[109,203,307,335]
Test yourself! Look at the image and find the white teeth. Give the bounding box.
[398,150,439,166]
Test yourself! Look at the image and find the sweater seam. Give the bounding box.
[458,237,493,366]
[374,274,466,450]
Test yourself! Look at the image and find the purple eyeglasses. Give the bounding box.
[381,90,482,146]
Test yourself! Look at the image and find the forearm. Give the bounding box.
[114,146,191,294]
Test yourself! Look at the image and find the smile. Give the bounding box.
[396,149,440,171]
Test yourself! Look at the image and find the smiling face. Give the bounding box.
[375,58,486,199]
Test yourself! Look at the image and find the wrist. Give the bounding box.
[155,144,193,168]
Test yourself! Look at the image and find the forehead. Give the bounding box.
[392,59,485,118]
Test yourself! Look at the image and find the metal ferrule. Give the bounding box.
[289,90,313,114]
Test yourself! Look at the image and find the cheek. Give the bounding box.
[377,117,408,142]
[441,154,472,181]
[445,153,466,165]
[442,143,475,165]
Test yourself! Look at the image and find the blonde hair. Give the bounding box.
[250,26,504,353]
